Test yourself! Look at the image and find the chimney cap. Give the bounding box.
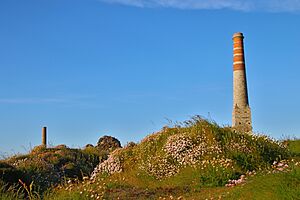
[233,32,244,39]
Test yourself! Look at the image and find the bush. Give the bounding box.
[0,162,29,186]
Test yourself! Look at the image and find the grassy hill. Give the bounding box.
[0,145,101,199]
[1,117,299,199]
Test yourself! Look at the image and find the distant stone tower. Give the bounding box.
[232,32,252,132]
[42,127,47,147]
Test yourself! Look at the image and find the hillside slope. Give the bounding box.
[1,117,299,200]
[47,117,296,199]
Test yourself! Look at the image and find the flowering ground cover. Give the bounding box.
[0,117,299,199]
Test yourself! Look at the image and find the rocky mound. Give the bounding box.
[96,135,122,153]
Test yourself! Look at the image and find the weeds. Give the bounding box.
[18,179,40,200]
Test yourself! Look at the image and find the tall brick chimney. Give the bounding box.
[232,32,252,132]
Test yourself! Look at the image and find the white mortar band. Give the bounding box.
[233,61,245,65]
[233,54,244,57]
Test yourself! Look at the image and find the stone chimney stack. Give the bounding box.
[42,127,47,147]
[232,32,252,132]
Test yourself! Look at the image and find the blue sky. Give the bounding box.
[0,0,300,155]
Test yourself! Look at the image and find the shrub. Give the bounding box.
[0,162,29,186]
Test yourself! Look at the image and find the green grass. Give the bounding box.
[42,165,300,200]
[223,167,300,200]
[287,139,300,155]
[1,118,299,199]
[0,181,25,200]
[42,118,298,199]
